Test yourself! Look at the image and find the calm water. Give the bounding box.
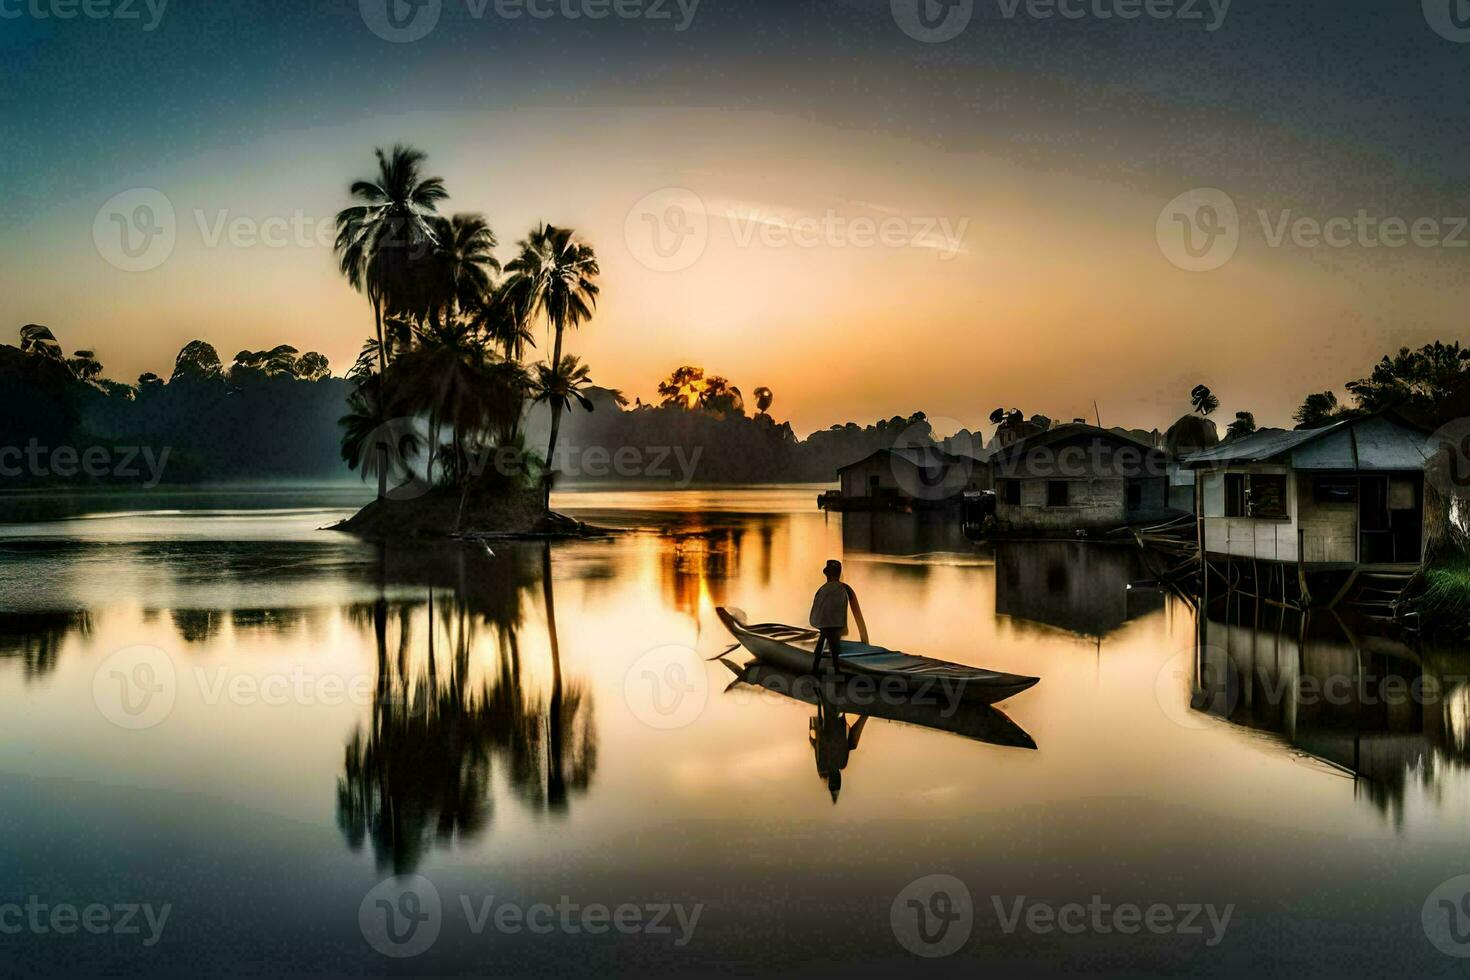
[1,487,1468,976]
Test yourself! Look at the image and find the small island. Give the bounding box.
[325,144,610,540]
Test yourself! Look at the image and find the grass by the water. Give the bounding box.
[1417,551,1470,630]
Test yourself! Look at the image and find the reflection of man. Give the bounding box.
[809,559,868,673]
[810,701,868,803]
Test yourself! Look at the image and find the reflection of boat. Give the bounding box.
[716,606,1039,704]
[720,659,1037,749]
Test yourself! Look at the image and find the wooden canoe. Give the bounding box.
[716,606,1039,705]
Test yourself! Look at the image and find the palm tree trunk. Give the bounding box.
[543,324,566,511]
[372,293,388,500]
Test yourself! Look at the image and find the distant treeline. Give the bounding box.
[1,326,349,485]
[5,325,1470,488]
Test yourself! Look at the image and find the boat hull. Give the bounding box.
[716,607,1039,705]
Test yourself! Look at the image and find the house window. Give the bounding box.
[1125,480,1143,512]
[868,475,880,495]
[1001,479,1020,505]
[1224,473,1287,519]
[1224,474,1246,517]
[1248,475,1287,518]
[1047,480,1069,507]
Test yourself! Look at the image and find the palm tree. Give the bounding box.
[339,381,423,491]
[531,355,596,417]
[1190,384,1219,416]
[334,144,449,379]
[19,324,63,360]
[394,321,530,528]
[1226,411,1257,439]
[425,213,499,327]
[67,350,102,382]
[502,224,600,508]
[529,355,598,498]
[471,284,536,363]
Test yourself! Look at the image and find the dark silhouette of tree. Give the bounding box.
[754,386,774,414]
[1345,342,1470,425]
[501,224,600,510]
[1190,384,1219,416]
[423,213,499,327]
[19,324,63,360]
[334,144,448,380]
[1226,411,1257,439]
[170,340,224,382]
[1293,391,1345,429]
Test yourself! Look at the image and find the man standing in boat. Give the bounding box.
[809,559,868,673]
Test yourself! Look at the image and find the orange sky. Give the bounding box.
[6,108,1466,439]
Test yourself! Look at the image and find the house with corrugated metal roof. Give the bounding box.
[990,423,1179,536]
[823,445,992,511]
[1182,412,1432,612]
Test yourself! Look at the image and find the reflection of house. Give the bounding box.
[1184,413,1430,609]
[824,446,991,511]
[840,511,981,558]
[994,542,1160,637]
[1193,600,1468,822]
[990,424,1178,536]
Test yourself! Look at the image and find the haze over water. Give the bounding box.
[1,487,1467,975]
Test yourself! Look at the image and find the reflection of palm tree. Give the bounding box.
[337,545,598,871]
[0,611,90,679]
